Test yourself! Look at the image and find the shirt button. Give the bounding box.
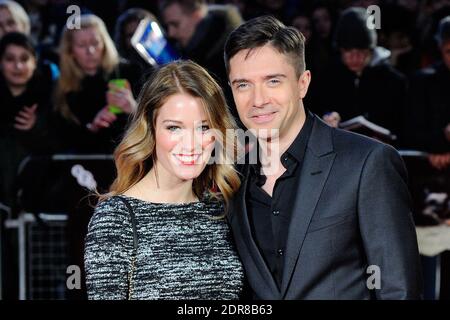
[277,249,284,256]
[272,210,280,216]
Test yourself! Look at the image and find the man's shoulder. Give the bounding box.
[328,124,394,156]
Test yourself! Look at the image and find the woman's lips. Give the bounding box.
[173,154,201,165]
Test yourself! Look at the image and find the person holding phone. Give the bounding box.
[53,14,141,154]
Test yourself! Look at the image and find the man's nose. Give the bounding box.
[252,84,269,108]
[168,26,176,39]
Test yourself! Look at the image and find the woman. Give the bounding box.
[0,0,30,39]
[53,14,141,154]
[84,60,245,300]
[0,32,52,206]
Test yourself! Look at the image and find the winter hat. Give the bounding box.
[334,7,377,50]
[435,16,450,46]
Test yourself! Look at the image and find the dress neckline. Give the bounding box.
[118,194,203,207]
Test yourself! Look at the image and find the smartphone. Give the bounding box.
[108,79,128,114]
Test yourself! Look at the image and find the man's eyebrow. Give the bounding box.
[231,78,248,85]
[263,74,287,80]
[230,74,287,85]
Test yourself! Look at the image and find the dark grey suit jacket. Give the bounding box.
[228,115,423,300]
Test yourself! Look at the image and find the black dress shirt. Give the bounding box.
[247,111,314,289]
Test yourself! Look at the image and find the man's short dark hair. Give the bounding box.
[224,15,306,77]
[159,0,206,15]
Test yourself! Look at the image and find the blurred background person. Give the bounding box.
[0,0,29,39]
[291,12,312,42]
[114,7,156,72]
[52,13,141,154]
[309,7,407,145]
[309,1,335,78]
[159,0,242,95]
[405,15,450,170]
[377,1,421,78]
[0,32,53,207]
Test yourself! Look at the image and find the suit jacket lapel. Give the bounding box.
[280,116,336,298]
[233,164,280,298]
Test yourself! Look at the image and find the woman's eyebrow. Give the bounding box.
[162,120,182,124]
[162,120,209,124]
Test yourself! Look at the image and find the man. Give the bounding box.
[160,0,242,87]
[309,7,407,144]
[224,15,422,299]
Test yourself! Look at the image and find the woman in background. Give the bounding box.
[84,60,245,300]
[0,0,30,39]
[54,13,141,154]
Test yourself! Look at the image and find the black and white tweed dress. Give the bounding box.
[84,195,244,300]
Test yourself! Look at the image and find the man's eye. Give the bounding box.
[268,79,281,86]
[236,83,248,90]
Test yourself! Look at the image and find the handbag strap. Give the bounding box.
[117,196,138,251]
[116,196,138,299]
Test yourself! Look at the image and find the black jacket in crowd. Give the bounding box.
[308,47,408,145]
[0,67,53,206]
[405,62,450,154]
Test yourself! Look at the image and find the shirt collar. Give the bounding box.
[249,109,314,173]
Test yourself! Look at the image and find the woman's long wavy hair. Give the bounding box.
[56,14,119,123]
[99,60,241,209]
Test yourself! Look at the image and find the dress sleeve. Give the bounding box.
[84,197,133,300]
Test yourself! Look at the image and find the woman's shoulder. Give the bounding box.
[88,196,132,231]
[95,195,130,212]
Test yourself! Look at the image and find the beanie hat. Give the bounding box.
[435,16,450,46]
[334,7,377,50]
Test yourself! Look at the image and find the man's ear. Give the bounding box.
[298,70,311,99]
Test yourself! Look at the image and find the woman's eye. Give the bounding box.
[167,126,181,132]
[200,125,210,132]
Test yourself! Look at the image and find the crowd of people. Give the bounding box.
[0,0,449,300]
[0,0,449,207]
